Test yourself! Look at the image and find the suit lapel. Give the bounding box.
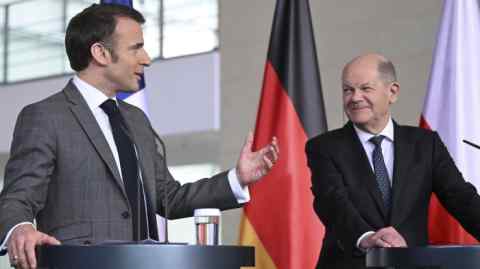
[118,103,157,210]
[390,122,414,224]
[344,123,389,219]
[63,81,127,198]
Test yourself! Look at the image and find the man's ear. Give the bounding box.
[90,42,111,66]
[389,82,400,104]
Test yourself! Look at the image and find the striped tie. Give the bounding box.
[370,135,392,213]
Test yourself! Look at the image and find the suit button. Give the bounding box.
[122,211,130,219]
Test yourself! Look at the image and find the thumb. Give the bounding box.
[39,234,61,245]
[242,131,254,154]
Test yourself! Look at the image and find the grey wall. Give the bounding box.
[219,0,443,244]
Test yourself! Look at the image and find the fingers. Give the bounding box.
[369,233,392,248]
[8,240,19,268]
[7,225,58,269]
[25,239,37,269]
[271,136,279,155]
[258,137,280,176]
[255,168,268,179]
[261,136,279,165]
[24,234,60,269]
[375,236,393,248]
[259,139,279,170]
[40,235,61,245]
[389,236,407,247]
[268,136,279,163]
[241,131,254,154]
[263,155,274,169]
[373,227,407,247]
[16,237,28,269]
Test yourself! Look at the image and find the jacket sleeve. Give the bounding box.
[0,105,56,241]
[431,131,480,240]
[141,118,240,219]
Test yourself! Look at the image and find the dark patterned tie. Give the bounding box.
[100,99,149,240]
[370,135,392,213]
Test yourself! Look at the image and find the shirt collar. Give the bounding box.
[72,75,118,111]
[353,117,394,144]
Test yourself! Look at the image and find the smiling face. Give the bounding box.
[104,16,151,93]
[342,55,399,134]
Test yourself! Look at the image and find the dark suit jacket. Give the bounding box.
[306,121,480,269]
[0,81,240,244]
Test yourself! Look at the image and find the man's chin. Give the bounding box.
[118,86,139,93]
[347,113,370,124]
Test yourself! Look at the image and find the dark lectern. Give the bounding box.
[366,245,480,268]
[37,244,254,269]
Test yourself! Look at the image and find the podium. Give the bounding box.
[37,244,254,269]
[366,245,480,268]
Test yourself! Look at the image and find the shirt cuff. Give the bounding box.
[356,231,375,251]
[0,222,35,253]
[227,168,250,204]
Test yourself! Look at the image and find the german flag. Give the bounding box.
[238,0,327,268]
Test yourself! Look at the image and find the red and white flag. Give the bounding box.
[420,0,480,244]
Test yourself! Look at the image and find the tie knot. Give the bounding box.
[100,99,119,118]
[369,135,385,147]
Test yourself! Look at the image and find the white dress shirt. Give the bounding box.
[353,118,394,183]
[354,118,395,248]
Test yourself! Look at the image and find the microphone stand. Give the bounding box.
[150,128,170,243]
[149,127,188,244]
[124,123,186,245]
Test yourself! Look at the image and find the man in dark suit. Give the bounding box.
[306,53,480,269]
[0,4,279,269]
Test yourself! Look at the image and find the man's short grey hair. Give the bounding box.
[377,59,397,83]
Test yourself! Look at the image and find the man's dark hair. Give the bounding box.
[65,3,145,71]
[377,59,397,84]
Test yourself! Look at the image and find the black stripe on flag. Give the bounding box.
[267,0,327,137]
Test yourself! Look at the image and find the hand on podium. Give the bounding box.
[7,223,60,269]
[360,226,407,249]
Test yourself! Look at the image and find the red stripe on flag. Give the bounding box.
[428,195,478,244]
[419,116,431,130]
[243,61,323,269]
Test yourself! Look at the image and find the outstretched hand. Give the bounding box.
[236,132,279,187]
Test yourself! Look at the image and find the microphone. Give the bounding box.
[463,139,480,150]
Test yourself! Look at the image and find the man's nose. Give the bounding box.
[350,88,363,101]
[140,49,151,67]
